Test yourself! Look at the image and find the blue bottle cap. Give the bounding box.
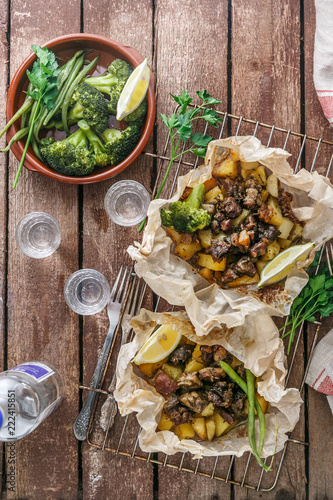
[0,409,3,429]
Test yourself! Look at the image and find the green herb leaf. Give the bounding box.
[176,112,192,141]
[202,108,222,127]
[190,133,213,147]
[192,147,207,158]
[171,90,193,114]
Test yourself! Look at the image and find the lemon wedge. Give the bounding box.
[257,242,315,288]
[116,58,150,121]
[133,324,181,365]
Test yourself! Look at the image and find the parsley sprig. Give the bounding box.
[13,45,60,188]
[138,90,222,232]
[281,251,333,354]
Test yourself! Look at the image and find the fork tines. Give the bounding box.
[325,244,333,276]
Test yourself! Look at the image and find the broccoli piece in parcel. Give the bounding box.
[101,126,141,165]
[160,184,211,234]
[84,59,133,115]
[123,100,148,126]
[39,129,96,176]
[67,82,109,135]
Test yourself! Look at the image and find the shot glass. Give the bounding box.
[104,180,151,227]
[64,269,111,316]
[15,212,61,259]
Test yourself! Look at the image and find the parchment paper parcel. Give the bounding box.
[128,136,333,337]
[114,309,302,459]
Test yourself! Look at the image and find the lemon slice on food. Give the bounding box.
[258,242,315,288]
[116,58,151,121]
[133,325,181,365]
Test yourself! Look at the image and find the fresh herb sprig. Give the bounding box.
[281,251,333,354]
[13,45,60,188]
[138,90,222,232]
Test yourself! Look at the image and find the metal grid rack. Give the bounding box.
[82,110,333,492]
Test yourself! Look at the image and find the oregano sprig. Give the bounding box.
[13,45,60,188]
[138,90,222,232]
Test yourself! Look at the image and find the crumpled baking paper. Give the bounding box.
[114,309,303,459]
[128,136,333,336]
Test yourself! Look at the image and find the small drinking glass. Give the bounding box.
[64,269,111,316]
[104,180,151,227]
[15,212,61,259]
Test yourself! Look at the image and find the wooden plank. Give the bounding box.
[303,2,333,499]
[6,1,81,499]
[231,1,307,498]
[0,0,9,495]
[153,0,231,498]
[81,1,155,498]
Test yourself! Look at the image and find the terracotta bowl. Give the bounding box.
[6,34,155,184]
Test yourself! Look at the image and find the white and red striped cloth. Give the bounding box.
[306,328,333,413]
[314,0,333,125]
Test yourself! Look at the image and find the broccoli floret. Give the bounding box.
[101,125,141,165]
[160,184,211,234]
[78,119,111,168]
[123,100,148,126]
[39,129,96,176]
[85,59,133,115]
[67,82,108,135]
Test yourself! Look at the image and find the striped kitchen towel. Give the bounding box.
[314,0,333,125]
[306,327,333,413]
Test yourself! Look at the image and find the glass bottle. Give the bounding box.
[0,361,64,441]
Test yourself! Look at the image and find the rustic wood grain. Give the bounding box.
[303,4,333,500]
[231,1,307,499]
[153,0,231,498]
[0,0,9,494]
[6,1,81,499]
[81,1,155,498]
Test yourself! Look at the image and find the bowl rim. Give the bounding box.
[6,33,156,185]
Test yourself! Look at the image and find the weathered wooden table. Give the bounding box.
[0,1,333,499]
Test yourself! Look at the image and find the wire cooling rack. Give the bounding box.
[81,110,333,492]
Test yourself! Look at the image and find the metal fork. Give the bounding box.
[100,274,146,447]
[74,266,131,441]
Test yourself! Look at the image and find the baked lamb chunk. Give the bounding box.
[169,345,193,366]
[208,381,234,408]
[165,398,192,425]
[198,367,226,383]
[177,372,203,390]
[154,372,178,395]
[200,345,214,365]
[179,391,208,413]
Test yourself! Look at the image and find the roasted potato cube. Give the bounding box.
[266,173,279,198]
[175,241,202,261]
[206,417,216,442]
[256,165,267,186]
[199,267,214,283]
[213,158,238,179]
[256,260,268,274]
[138,359,165,378]
[200,402,215,417]
[289,223,303,241]
[256,393,269,414]
[197,229,213,248]
[192,417,207,440]
[278,237,292,249]
[278,217,294,239]
[213,413,231,437]
[241,169,261,185]
[227,273,260,287]
[204,186,223,203]
[165,227,183,245]
[231,356,243,369]
[261,240,280,261]
[197,253,227,271]
[240,160,260,171]
[158,412,174,431]
[261,189,269,202]
[238,229,251,247]
[204,178,218,192]
[162,363,183,381]
[267,196,283,226]
[184,359,205,372]
[192,344,204,363]
[174,423,196,440]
